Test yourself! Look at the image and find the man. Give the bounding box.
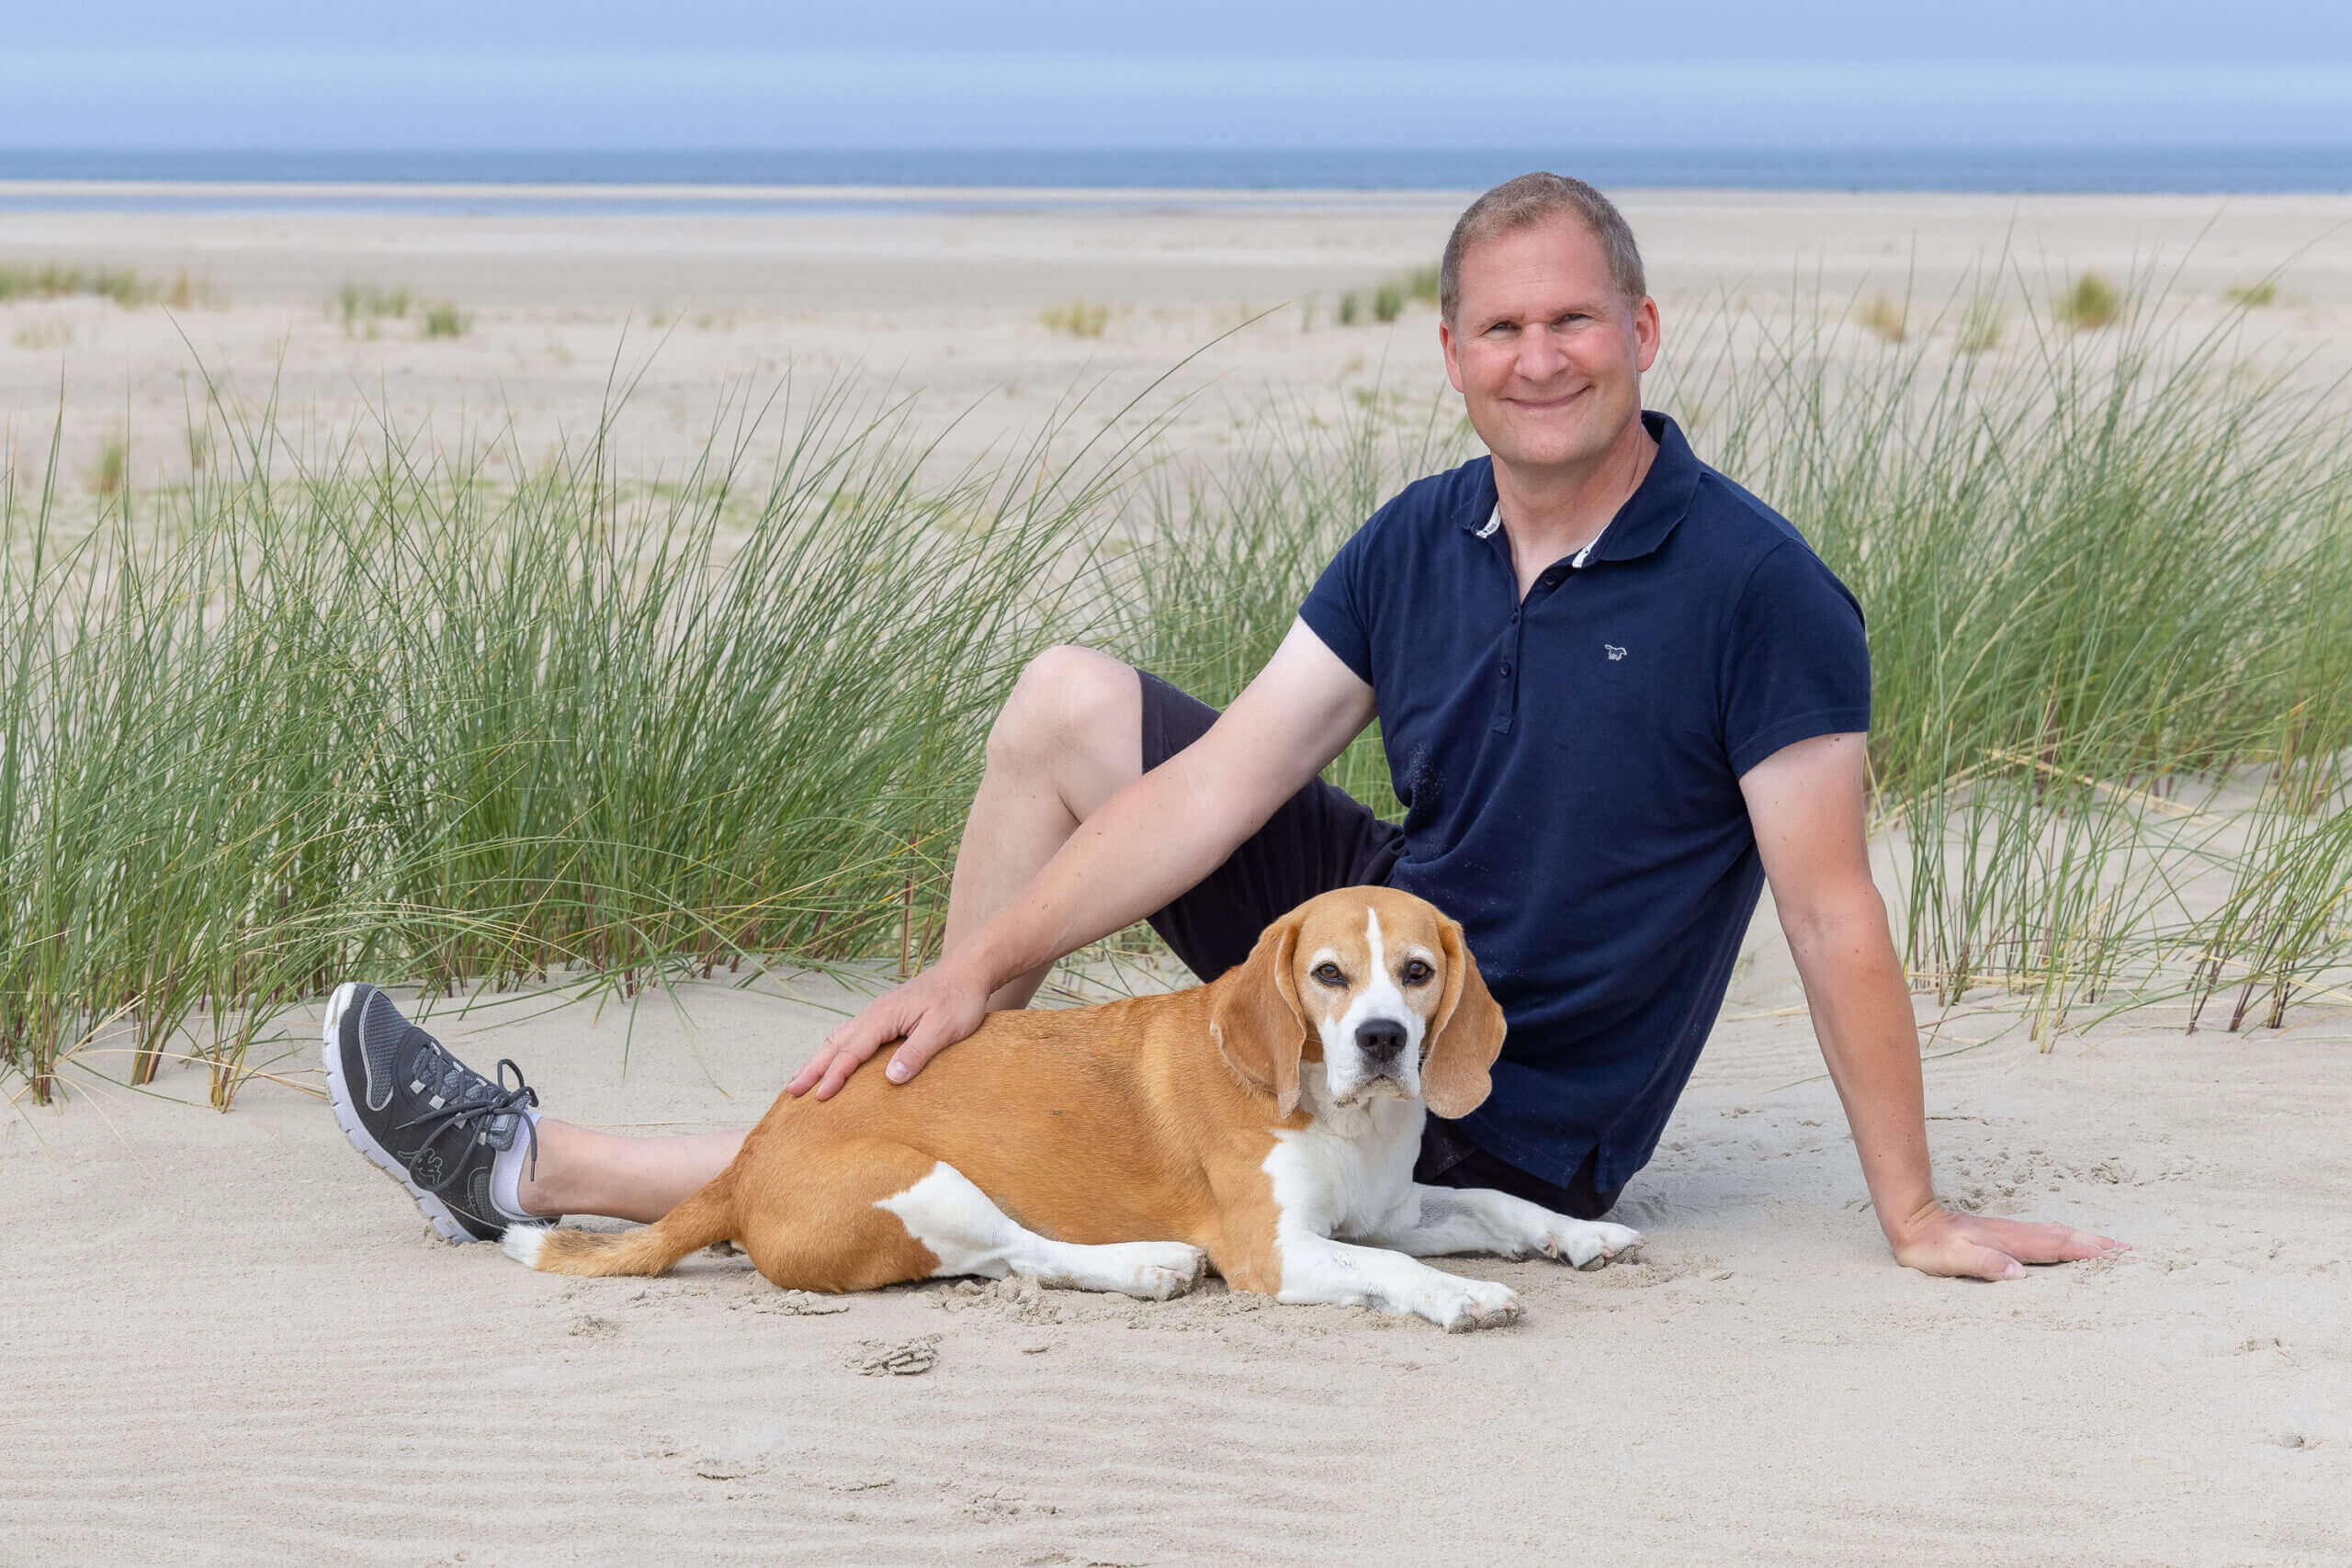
[328,174,2120,1281]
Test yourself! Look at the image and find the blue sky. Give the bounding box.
[6,2,2349,149]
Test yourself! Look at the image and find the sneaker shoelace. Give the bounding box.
[394,1039,542,1197]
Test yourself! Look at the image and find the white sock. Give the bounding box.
[491,1108,547,1221]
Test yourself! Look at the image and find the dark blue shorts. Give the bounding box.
[1134,669,1621,1220]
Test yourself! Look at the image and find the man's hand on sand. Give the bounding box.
[787,956,992,1100]
[1892,1203,2126,1281]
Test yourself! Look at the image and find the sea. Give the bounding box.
[3,146,2349,213]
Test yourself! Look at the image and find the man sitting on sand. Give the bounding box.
[327,173,2120,1281]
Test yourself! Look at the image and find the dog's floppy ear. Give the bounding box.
[1209,914,1307,1117]
[1423,914,1506,1119]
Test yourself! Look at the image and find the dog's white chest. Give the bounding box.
[1261,1084,1426,1243]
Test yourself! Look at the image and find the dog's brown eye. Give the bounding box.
[1311,962,1347,987]
[1400,960,1433,987]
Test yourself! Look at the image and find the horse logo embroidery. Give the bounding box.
[1604,644,1626,661]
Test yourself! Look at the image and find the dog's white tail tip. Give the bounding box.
[502,1224,549,1269]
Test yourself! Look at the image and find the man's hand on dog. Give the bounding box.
[788,957,991,1100]
[1891,1202,2126,1281]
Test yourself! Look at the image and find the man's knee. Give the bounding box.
[988,645,1139,779]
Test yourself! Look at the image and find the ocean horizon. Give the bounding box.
[4,145,2351,210]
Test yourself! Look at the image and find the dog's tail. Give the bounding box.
[502,1177,733,1278]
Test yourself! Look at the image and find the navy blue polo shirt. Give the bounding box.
[1298,412,1870,1192]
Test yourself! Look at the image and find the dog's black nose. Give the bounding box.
[1355,1019,1407,1066]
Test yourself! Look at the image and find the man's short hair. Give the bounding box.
[1440,173,1646,323]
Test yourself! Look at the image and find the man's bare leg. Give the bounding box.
[943,645,1146,1009]
[515,1124,747,1222]
[514,645,1142,1220]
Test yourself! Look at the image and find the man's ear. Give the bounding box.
[1208,916,1306,1118]
[1423,915,1506,1119]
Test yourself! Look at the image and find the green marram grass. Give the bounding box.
[3,379,1162,1106]
[14,321,75,353]
[1038,300,1110,338]
[0,264,162,307]
[6,279,2350,1108]
[1668,276,2352,1039]
[2055,270,2125,331]
[1853,293,1907,344]
[335,282,413,336]
[1337,266,1440,329]
[420,300,471,340]
[0,265,209,310]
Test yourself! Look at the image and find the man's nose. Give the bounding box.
[1517,324,1570,380]
[1355,1019,1407,1066]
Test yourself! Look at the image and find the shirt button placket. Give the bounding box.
[1496,564,1573,733]
[1493,607,1527,734]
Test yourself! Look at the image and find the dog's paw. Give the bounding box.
[1540,1219,1643,1270]
[1427,1277,1520,1333]
[1119,1243,1210,1301]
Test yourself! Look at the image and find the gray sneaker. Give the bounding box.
[322,982,548,1243]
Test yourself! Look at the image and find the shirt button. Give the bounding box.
[1500,662,1514,677]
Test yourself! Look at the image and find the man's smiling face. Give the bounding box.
[1439,215,1660,477]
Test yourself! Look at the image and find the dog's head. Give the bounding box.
[1208,886,1506,1120]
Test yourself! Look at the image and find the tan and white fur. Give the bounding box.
[504,887,1640,1331]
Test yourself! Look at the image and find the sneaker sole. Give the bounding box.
[322,981,481,1245]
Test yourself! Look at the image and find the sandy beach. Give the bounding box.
[6,191,2352,492]
[5,891,2346,1564]
[4,190,2350,1563]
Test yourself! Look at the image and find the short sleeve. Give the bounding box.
[1720,541,1871,776]
[1297,519,1378,684]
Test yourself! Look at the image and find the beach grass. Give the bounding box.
[1854,293,1907,344]
[1340,267,1441,329]
[6,281,2349,1105]
[2056,270,2125,331]
[1038,300,1110,338]
[12,321,74,352]
[1955,295,2006,354]
[2224,278,2279,308]
[1673,276,2352,1039]
[334,283,413,338]
[86,435,128,498]
[0,265,164,308]
[1,375,1170,1105]
[420,300,471,340]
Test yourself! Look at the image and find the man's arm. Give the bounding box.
[1739,731,2126,1280]
[786,620,1378,1100]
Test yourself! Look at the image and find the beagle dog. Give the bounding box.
[505,886,1640,1330]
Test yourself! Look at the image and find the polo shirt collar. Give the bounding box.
[1456,411,1702,565]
